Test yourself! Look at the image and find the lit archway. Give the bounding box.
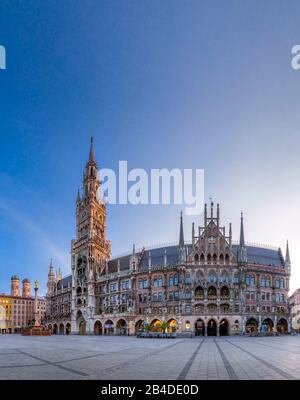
[167,319,178,332]
[207,319,217,336]
[246,318,258,334]
[219,319,229,336]
[195,318,205,336]
[151,319,162,332]
[262,318,274,333]
[277,318,288,334]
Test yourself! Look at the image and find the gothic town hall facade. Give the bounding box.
[45,141,291,336]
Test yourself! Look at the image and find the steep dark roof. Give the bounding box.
[107,243,284,273]
[232,244,284,267]
[61,243,284,282]
[57,275,72,290]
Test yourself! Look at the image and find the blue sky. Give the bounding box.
[0,0,300,295]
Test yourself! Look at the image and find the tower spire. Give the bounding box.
[48,257,54,278]
[285,240,291,269]
[179,211,184,248]
[239,212,245,247]
[76,189,81,204]
[89,136,95,163]
[237,211,247,263]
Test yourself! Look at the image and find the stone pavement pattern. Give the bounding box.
[0,335,300,380]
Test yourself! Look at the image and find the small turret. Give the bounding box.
[237,212,247,264]
[129,243,138,272]
[285,240,291,272]
[47,258,56,296]
[178,211,186,262]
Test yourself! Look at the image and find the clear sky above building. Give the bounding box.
[0,1,300,294]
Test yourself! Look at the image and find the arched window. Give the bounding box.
[275,278,280,288]
[195,286,204,299]
[246,275,255,286]
[200,253,205,262]
[207,286,217,299]
[219,254,224,263]
[280,278,285,289]
[207,254,212,263]
[213,254,217,263]
[174,274,179,285]
[208,272,216,283]
[194,254,199,263]
[225,254,229,263]
[185,273,191,284]
[220,286,230,298]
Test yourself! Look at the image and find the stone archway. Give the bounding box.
[135,320,145,335]
[53,324,58,334]
[79,320,86,335]
[262,318,274,333]
[48,324,52,333]
[246,318,258,334]
[277,318,288,334]
[104,319,114,335]
[195,318,205,336]
[207,319,217,336]
[65,323,71,335]
[167,319,178,332]
[151,319,162,332]
[116,319,127,336]
[219,319,229,336]
[59,323,64,335]
[94,320,103,335]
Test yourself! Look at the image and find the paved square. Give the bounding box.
[0,335,300,380]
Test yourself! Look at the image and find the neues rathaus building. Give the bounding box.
[45,140,291,336]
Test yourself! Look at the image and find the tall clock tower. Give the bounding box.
[71,138,111,334]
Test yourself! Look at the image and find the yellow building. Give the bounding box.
[0,296,13,334]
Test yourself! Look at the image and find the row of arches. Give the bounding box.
[49,323,71,335]
[94,319,129,335]
[194,318,229,336]
[47,316,289,336]
[194,253,230,263]
[245,317,288,334]
[195,285,230,298]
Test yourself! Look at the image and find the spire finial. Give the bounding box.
[89,136,95,162]
[239,211,245,246]
[179,211,184,248]
[285,240,291,265]
[76,188,81,203]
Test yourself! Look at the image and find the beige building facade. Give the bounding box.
[0,276,46,333]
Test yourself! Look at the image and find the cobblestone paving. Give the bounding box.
[0,335,300,380]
